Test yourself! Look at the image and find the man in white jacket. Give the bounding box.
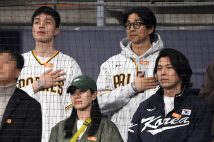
[97,7,164,141]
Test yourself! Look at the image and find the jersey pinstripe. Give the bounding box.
[18,51,82,142]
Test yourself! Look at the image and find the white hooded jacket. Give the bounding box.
[97,33,164,141]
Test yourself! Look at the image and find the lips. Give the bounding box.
[74,100,82,105]
[161,79,169,83]
[37,31,46,35]
[130,34,138,37]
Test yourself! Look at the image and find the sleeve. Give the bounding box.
[187,101,212,142]
[20,99,42,142]
[199,64,214,111]
[66,58,82,89]
[128,105,142,142]
[71,60,82,79]
[100,120,124,142]
[64,59,82,114]
[97,63,136,115]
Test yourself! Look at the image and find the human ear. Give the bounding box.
[148,26,154,35]
[54,28,60,36]
[92,91,97,101]
[15,69,21,78]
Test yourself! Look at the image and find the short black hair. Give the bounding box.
[153,48,192,88]
[32,6,61,28]
[123,7,157,42]
[0,49,24,69]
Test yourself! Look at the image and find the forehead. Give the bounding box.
[127,13,141,22]
[0,52,11,58]
[34,13,55,21]
[0,52,16,62]
[158,56,171,65]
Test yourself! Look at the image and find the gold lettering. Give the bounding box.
[26,77,33,86]
[113,74,131,88]
[18,77,65,95]
[18,79,25,88]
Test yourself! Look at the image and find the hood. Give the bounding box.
[120,33,164,59]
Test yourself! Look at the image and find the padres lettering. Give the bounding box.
[18,77,64,95]
[113,73,131,88]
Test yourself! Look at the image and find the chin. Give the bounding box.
[74,104,85,109]
[131,39,141,44]
[35,37,51,43]
[160,83,172,89]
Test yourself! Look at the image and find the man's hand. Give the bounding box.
[33,69,66,93]
[134,76,158,92]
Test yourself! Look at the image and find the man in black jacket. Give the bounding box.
[128,48,212,142]
[0,50,42,142]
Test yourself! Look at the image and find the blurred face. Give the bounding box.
[125,13,154,44]
[0,53,20,85]
[156,57,181,90]
[32,13,59,43]
[71,89,96,111]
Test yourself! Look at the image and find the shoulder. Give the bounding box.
[100,117,117,128]
[58,52,79,65]
[22,51,33,58]
[58,52,74,60]
[183,90,209,109]
[50,119,66,138]
[15,88,33,99]
[106,54,126,62]
[52,119,66,130]
[15,88,40,106]
[100,54,127,68]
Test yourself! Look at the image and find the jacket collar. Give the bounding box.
[149,87,189,114]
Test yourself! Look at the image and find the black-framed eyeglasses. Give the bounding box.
[124,21,144,30]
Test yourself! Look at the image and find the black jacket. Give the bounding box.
[0,88,42,142]
[128,88,212,142]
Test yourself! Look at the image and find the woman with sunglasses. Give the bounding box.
[49,75,123,142]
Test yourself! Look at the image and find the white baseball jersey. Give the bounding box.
[97,34,164,141]
[18,51,82,142]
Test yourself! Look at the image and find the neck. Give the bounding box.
[34,40,56,57]
[77,109,91,121]
[163,85,182,97]
[131,39,152,56]
[0,81,16,86]
[0,83,16,96]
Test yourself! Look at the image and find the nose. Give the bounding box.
[39,21,44,28]
[161,67,167,75]
[129,24,135,31]
[73,92,81,98]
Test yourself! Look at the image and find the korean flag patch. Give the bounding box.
[181,109,192,115]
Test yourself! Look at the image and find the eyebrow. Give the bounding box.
[157,63,172,66]
[127,20,142,22]
[34,17,53,21]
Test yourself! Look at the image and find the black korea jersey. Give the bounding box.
[128,88,212,142]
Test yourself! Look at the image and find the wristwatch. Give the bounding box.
[131,82,138,92]
[37,79,45,89]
